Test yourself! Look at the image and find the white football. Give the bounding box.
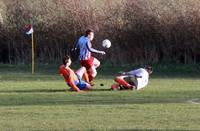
[102,39,111,48]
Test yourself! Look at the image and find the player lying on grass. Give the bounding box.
[59,55,92,92]
[111,66,153,90]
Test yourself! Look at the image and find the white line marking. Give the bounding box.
[187,99,200,104]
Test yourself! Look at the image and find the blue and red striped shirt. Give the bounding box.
[77,36,102,60]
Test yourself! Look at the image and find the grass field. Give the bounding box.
[0,64,200,131]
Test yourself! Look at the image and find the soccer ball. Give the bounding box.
[102,39,111,48]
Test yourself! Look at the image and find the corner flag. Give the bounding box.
[25,24,34,35]
[25,24,35,74]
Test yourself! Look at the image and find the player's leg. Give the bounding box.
[76,67,86,79]
[111,83,120,90]
[87,57,101,82]
[115,75,135,89]
[82,71,89,83]
[86,57,99,82]
[87,66,97,82]
[93,57,100,68]
[80,57,95,82]
[75,66,90,83]
[69,80,92,91]
[76,80,92,90]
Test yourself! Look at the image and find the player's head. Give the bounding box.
[85,29,94,41]
[63,55,71,67]
[145,66,153,74]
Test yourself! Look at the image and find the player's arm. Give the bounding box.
[120,71,133,76]
[86,41,105,55]
[120,72,142,78]
[126,70,142,78]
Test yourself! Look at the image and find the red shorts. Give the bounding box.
[80,57,94,70]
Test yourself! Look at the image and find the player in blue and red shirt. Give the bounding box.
[77,29,105,83]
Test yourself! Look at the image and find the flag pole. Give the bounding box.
[31,29,35,74]
[25,13,35,74]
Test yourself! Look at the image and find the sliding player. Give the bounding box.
[59,55,92,92]
[111,66,153,90]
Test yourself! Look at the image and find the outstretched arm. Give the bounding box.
[126,70,142,78]
[86,41,105,55]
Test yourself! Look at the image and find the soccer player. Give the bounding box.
[111,66,153,90]
[59,55,92,92]
[77,29,106,83]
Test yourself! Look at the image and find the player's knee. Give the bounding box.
[94,61,100,68]
[81,66,86,72]
[97,60,100,66]
[89,66,97,77]
[115,77,120,82]
[91,70,97,77]
[93,58,100,68]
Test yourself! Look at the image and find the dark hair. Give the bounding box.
[145,66,153,72]
[85,29,94,37]
[63,55,70,65]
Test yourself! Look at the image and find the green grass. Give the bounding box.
[0,64,200,130]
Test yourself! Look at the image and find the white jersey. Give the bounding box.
[127,68,149,90]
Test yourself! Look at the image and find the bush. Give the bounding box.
[0,0,200,65]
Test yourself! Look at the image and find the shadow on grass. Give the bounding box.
[0,89,66,93]
[0,88,111,94]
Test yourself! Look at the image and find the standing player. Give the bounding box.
[77,29,106,83]
[111,66,153,90]
[59,55,92,92]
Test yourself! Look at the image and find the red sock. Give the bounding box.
[115,78,131,88]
